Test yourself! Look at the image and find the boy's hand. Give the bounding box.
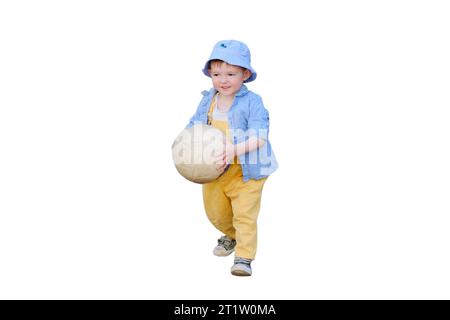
[215,141,235,174]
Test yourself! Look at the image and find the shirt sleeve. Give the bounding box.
[247,97,270,140]
[186,91,209,128]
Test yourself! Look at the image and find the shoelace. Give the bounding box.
[218,236,235,250]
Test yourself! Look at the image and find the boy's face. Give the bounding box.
[209,62,251,97]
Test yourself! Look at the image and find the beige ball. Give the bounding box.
[172,124,226,184]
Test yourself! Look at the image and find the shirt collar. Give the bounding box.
[235,85,249,97]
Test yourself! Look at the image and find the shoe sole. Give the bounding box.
[231,269,251,276]
[213,248,235,257]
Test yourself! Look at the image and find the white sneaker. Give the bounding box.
[213,236,236,257]
[231,257,252,276]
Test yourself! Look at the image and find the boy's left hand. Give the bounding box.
[215,141,235,173]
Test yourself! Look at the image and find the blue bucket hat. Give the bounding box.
[202,40,257,83]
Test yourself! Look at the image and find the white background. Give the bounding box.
[1,0,449,299]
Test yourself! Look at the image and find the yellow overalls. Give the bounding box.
[202,94,267,260]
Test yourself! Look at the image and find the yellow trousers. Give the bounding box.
[202,164,267,259]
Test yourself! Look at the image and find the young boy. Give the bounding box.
[187,40,278,276]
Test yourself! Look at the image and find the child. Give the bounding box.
[187,40,278,276]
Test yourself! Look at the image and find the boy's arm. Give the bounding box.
[233,137,266,157]
[216,98,270,169]
[235,96,270,156]
[186,106,203,128]
[186,91,210,128]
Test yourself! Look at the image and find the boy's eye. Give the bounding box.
[211,73,237,77]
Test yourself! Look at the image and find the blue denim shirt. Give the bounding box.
[187,85,278,181]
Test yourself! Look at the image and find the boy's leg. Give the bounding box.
[202,181,235,240]
[227,177,267,260]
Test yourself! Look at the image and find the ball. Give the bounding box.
[172,124,226,184]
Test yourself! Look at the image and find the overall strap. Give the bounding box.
[207,93,219,125]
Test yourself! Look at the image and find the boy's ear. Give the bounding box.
[243,69,251,81]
